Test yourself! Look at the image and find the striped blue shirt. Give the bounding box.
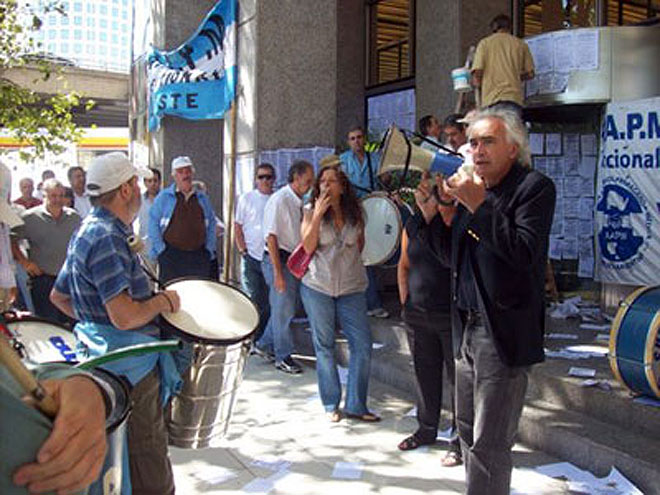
[55,207,152,328]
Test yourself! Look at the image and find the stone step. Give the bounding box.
[520,397,660,495]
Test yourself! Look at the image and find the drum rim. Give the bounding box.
[88,367,132,433]
[643,309,660,397]
[609,286,656,395]
[360,193,403,266]
[3,313,74,333]
[161,276,259,345]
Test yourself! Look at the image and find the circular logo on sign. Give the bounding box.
[596,176,652,270]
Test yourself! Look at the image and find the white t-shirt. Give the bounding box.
[74,193,92,218]
[235,189,271,260]
[262,185,303,253]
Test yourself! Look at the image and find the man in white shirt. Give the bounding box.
[134,167,162,256]
[235,163,275,343]
[67,166,92,217]
[256,160,314,374]
[419,115,443,151]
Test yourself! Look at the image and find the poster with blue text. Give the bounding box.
[147,0,237,131]
[595,96,660,285]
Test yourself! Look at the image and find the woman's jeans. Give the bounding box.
[300,284,372,415]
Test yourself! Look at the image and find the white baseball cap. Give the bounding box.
[172,156,193,170]
[86,152,153,197]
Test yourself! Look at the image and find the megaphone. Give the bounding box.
[379,125,464,177]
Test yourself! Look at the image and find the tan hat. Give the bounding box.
[86,152,152,197]
[319,154,341,168]
[0,162,23,228]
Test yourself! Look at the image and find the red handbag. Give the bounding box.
[286,243,314,279]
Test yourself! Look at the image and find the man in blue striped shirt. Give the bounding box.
[51,152,181,495]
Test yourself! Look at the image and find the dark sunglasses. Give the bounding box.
[257,174,274,180]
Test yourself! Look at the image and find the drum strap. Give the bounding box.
[401,132,413,186]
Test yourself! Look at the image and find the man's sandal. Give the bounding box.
[327,410,342,423]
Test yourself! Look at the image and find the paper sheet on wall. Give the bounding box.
[579,219,594,238]
[525,77,539,98]
[553,31,576,72]
[549,236,563,260]
[529,133,544,155]
[548,157,564,178]
[546,134,562,155]
[573,29,600,71]
[564,218,579,238]
[533,156,548,175]
[563,134,580,156]
[564,153,580,176]
[564,177,581,198]
[550,72,570,94]
[527,35,553,74]
[564,198,579,218]
[579,155,597,178]
[563,238,579,259]
[580,134,598,155]
[579,177,594,196]
[578,238,595,278]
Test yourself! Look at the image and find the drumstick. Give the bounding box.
[127,235,165,289]
[0,334,58,418]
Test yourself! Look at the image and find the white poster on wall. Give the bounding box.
[595,97,660,286]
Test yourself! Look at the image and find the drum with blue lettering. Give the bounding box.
[608,286,660,398]
[5,316,77,364]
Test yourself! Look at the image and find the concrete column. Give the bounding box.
[415,0,510,121]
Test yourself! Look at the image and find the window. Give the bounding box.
[112,7,119,17]
[61,15,69,25]
[112,20,119,30]
[47,42,56,52]
[100,5,108,15]
[74,29,82,40]
[74,16,82,25]
[73,2,82,12]
[73,44,82,54]
[100,19,108,28]
[48,15,56,25]
[122,24,128,33]
[112,33,119,44]
[519,0,659,36]
[49,30,56,39]
[87,45,95,55]
[87,18,95,27]
[87,31,95,41]
[367,0,415,86]
[87,3,95,14]
[100,32,108,42]
[99,45,107,56]
[61,29,69,39]
[61,42,69,53]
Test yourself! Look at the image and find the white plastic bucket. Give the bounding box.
[451,67,471,92]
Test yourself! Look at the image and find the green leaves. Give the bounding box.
[0,0,83,162]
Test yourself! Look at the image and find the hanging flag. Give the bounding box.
[594,96,660,285]
[147,0,237,131]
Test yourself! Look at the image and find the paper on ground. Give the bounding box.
[569,367,597,377]
[633,396,660,408]
[436,426,455,442]
[568,467,643,494]
[372,342,385,349]
[251,458,292,472]
[242,470,291,494]
[331,461,363,480]
[580,323,611,331]
[547,333,579,340]
[193,466,237,485]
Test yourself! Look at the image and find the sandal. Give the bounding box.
[397,435,433,451]
[344,411,381,423]
[327,410,342,423]
[441,450,463,467]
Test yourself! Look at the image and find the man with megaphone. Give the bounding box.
[414,108,555,495]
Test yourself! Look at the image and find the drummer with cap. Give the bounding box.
[50,152,182,495]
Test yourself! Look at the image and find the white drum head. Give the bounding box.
[361,194,402,266]
[6,319,77,363]
[162,279,259,343]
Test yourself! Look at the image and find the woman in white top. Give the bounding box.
[300,164,378,423]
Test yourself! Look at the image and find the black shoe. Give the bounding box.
[251,345,275,363]
[275,356,303,374]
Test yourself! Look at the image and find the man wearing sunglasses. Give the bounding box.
[235,163,276,343]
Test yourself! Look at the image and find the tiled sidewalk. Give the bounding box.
[171,356,570,494]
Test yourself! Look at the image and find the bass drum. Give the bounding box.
[160,278,259,448]
[361,193,413,267]
[609,286,660,398]
[4,315,77,364]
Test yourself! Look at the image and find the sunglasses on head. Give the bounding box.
[257,174,274,180]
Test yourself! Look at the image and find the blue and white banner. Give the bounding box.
[595,96,660,286]
[147,0,237,131]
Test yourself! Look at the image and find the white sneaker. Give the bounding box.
[367,308,389,318]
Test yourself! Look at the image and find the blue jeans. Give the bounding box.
[258,253,297,361]
[300,285,372,415]
[365,266,383,311]
[241,254,270,341]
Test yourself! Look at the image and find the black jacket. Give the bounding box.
[424,163,556,367]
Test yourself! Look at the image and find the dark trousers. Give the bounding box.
[127,369,175,495]
[158,245,212,283]
[31,274,71,325]
[241,254,270,342]
[403,307,458,448]
[456,317,529,495]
